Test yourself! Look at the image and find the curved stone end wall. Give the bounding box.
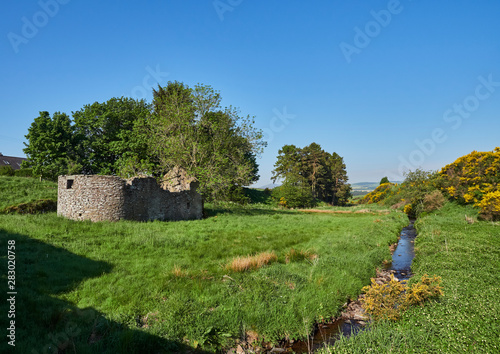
[58,175,126,222]
[58,175,203,222]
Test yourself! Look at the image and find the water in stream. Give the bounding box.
[388,219,417,281]
[286,220,417,353]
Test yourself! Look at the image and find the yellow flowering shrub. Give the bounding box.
[440,148,500,220]
[475,191,500,221]
[361,274,443,321]
[359,183,395,204]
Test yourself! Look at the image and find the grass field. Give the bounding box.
[321,202,500,353]
[0,176,57,210]
[0,177,407,353]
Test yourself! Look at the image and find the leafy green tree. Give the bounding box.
[326,151,351,205]
[271,145,302,183]
[272,143,351,206]
[142,82,265,200]
[302,142,328,198]
[23,111,78,180]
[72,97,151,175]
[380,176,390,185]
[272,174,315,208]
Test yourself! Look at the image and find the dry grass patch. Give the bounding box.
[172,265,188,278]
[228,251,278,272]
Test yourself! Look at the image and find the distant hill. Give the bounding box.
[254,181,402,192]
[351,182,379,192]
[351,181,402,192]
[253,183,280,190]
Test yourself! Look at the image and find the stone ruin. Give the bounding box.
[57,168,203,222]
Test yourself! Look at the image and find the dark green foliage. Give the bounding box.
[23,111,77,180]
[72,97,152,176]
[272,175,316,208]
[243,188,273,205]
[379,176,390,185]
[272,143,351,206]
[14,168,33,177]
[0,165,14,176]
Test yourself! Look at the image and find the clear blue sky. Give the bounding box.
[1,0,499,185]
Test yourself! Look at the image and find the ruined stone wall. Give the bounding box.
[57,175,126,222]
[57,174,203,222]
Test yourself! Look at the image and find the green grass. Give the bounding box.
[0,176,57,210]
[0,177,408,353]
[320,202,500,353]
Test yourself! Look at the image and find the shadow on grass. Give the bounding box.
[0,228,211,353]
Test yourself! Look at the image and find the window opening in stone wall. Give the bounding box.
[187,202,190,209]
[66,179,74,189]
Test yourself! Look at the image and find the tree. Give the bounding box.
[23,111,78,180]
[142,82,265,200]
[272,174,315,208]
[272,143,351,206]
[271,145,302,183]
[72,97,151,175]
[326,152,351,205]
[380,176,390,185]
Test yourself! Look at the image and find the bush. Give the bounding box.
[359,183,396,204]
[422,190,446,213]
[380,176,390,185]
[440,147,500,205]
[14,168,33,177]
[361,274,443,321]
[0,165,14,176]
[476,191,500,221]
[271,176,315,208]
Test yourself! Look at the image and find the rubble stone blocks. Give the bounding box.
[57,174,203,222]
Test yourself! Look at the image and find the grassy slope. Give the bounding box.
[0,176,57,209]
[322,202,500,353]
[0,177,408,353]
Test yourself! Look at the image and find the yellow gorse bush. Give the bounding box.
[440,147,500,220]
[361,274,443,321]
[359,183,395,204]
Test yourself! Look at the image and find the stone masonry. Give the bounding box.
[57,174,203,222]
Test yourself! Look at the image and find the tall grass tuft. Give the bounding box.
[228,251,278,272]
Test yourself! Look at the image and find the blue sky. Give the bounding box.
[1,0,499,185]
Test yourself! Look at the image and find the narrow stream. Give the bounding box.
[388,219,416,281]
[285,219,417,353]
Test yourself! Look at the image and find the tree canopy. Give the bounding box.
[23,111,78,180]
[23,82,265,202]
[142,82,265,200]
[272,143,351,206]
